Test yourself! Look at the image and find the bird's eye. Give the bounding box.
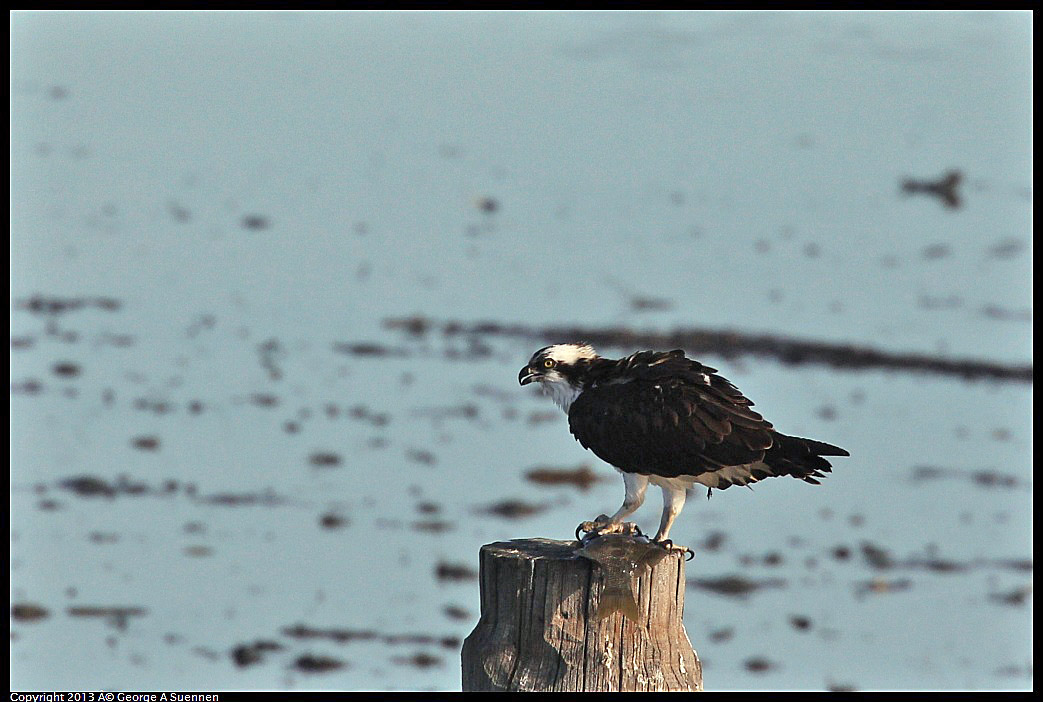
[543,359,556,369]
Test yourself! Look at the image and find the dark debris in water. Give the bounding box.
[11,603,50,623]
[15,295,122,316]
[132,398,175,415]
[920,243,952,260]
[442,604,471,621]
[738,551,784,568]
[131,435,161,451]
[89,531,120,545]
[699,531,727,553]
[630,295,673,312]
[241,214,271,231]
[282,623,460,650]
[226,623,461,674]
[524,464,603,491]
[406,448,437,465]
[687,575,787,597]
[707,627,733,643]
[11,379,44,395]
[309,451,343,468]
[333,342,408,358]
[347,404,392,427]
[860,542,895,570]
[231,639,283,668]
[988,586,1032,607]
[789,615,813,631]
[385,315,431,337]
[416,501,441,515]
[248,393,280,409]
[743,656,777,674]
[52,361,81,378]
[411,519,454,533]
[979,304,1032,322]
[412,404,480,422]
[384,316,1032,383]
[993,663,1033,679]
[832,538,1027,576]
[67,605,147,630]
[901,169,963,209]
[435,562,477,583]
[293,653,346,673]
[319,512,349,529]
[986,238,1026,260]
[854,577,913,598]
[910,465,1028,490]
[283,624,379,644]
[475,196,500,214]
[257,337,285,381]
[392,652,444,669]
[990,558,1033,573]
[58,475,153,498]
[197,488,288,507]
[475,499,548,520]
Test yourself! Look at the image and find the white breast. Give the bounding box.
[541,378,584,412]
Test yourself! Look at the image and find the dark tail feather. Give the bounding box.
[792,436,849,457]
[766,433,849,484]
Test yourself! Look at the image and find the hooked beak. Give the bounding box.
[519,365,537,386]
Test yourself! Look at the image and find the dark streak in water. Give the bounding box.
[384,317,1032,383]
[15,295,122,316]
[198,488,289,507]
[687,575,787,597]
[333,342,408,357]
[854,577,913,598]
[11,603,50,622]
[901,169,963,209]
[435,562,477,583]
[293,653,346,673]
[282,623,460,649]
[475,499,548,520]
[988,586,1032,607]
[979,304,1032,322]
[231,640,283,667]
[392,652,444,668]
[910,465,1029,490]
[67,605,147,630]
[525,464,603,491]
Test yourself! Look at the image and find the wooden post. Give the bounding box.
[461,537,702,691]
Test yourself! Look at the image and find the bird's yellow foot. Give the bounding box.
[576,517,643,543]
[653,539,695,560]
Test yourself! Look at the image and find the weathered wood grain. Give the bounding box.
[461,538,702,691]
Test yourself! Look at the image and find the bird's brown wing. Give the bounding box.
[567,367,775,479]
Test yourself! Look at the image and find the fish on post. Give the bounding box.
[574,529,671,623]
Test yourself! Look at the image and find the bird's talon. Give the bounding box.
[576,517,635,544]
[653,539,693,558]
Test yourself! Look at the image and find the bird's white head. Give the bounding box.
[518,343,600,412]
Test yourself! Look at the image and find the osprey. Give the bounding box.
[519,343,849,549]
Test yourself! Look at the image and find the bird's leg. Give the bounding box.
[576,473,648,542]
[652,486,692,555]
